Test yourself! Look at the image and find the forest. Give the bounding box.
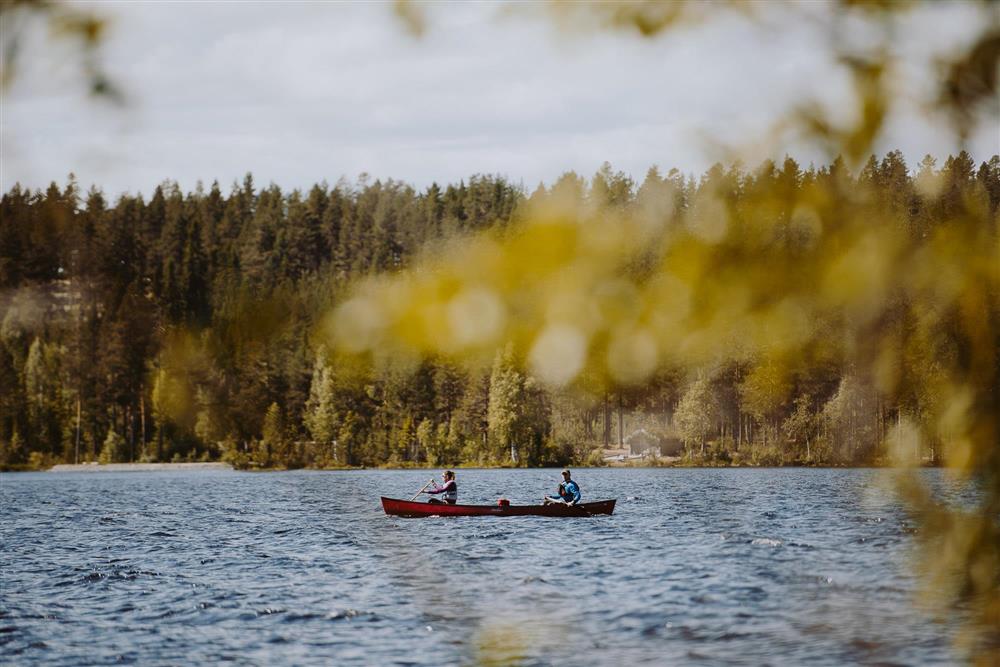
[1,151,997,470]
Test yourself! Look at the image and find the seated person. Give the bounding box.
[422,470,458,505]
[543,469,581,506]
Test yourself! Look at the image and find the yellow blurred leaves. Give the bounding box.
[447,286,506,348]
[528,323,587,386]
[364,1,1000,650]
[822,229,900,321]
[331,296,384,355]
[151,331,207,428]
[607,325,658,384]
[540,0,750,38]
[687,191,729,244]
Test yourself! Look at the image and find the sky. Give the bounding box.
[1,1,997,198]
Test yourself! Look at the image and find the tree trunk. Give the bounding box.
[90,415,97,462]
[735,362,742,450]
[75,395,82,464]
[140,392,146,459]
[127,404,134,462]
[603,391,610,448]
[617,392,624,448]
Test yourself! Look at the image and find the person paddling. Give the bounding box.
[422,470,458,505]
[544,469,581,506]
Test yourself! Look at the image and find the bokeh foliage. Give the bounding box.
[1,0,997,659]
[364,0,999,658]
[0,0,123,102]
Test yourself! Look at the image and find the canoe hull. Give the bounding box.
[381,497,615,518]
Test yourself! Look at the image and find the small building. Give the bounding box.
[625,429,662,457]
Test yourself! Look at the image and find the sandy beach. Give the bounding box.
[47,462,234,473]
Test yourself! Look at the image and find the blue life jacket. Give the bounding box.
[560,480,581,503]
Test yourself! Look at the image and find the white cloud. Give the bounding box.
[1,1,995,198]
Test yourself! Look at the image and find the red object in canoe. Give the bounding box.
[380,497,616,518]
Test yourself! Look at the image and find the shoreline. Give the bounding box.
[0,461,942,473]
[45,462,235,473]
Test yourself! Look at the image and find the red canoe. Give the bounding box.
[381,497,616,518]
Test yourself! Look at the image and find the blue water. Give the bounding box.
[0,468,960,665]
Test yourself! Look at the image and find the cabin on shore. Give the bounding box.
[626,429,661,457]
[625,429,683,458]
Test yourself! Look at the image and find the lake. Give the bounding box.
[0,468,960,665]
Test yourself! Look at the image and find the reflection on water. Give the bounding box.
[0,469,960,665]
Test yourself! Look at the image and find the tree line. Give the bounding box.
[1,151,996,469]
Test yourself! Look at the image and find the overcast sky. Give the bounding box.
[1,1,996,198]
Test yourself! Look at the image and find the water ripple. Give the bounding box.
[0,468,967,665]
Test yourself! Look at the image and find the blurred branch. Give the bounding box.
[939,27,1000,144]
[0,0,123,102]
[376,0,999,659]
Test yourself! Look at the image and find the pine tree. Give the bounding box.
[260,402,287,467]
[304,347,338,447]
[486,345,550,464]
[23,337,64,457]
[675,375,718,457]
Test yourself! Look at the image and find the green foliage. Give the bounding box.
[746,440,784,467]
[782,395,818,461]
[26,450,53,470]
[674,375,717,455]
[219,437,250,469]
[0,172,534,470]
[5,0,998,653]
[821,374,878,463]
[0,149,997,655]
[739,363,791,428]
[304,347,338,445]
[487,345,526,463]
[487,345,551,465]
[98,428,126,464]
[584,447,606,467]
[261,402,288,466]
[325,148,999,653]
[414,418,434,463]
[2,158,995,476]
[706,437,733,464]
[0,430,24,467]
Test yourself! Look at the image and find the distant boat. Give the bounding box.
[381,497,616,518]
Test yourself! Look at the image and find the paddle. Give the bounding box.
[410,478,435,501]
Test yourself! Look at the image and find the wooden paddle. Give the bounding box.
[410,478,435,501]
